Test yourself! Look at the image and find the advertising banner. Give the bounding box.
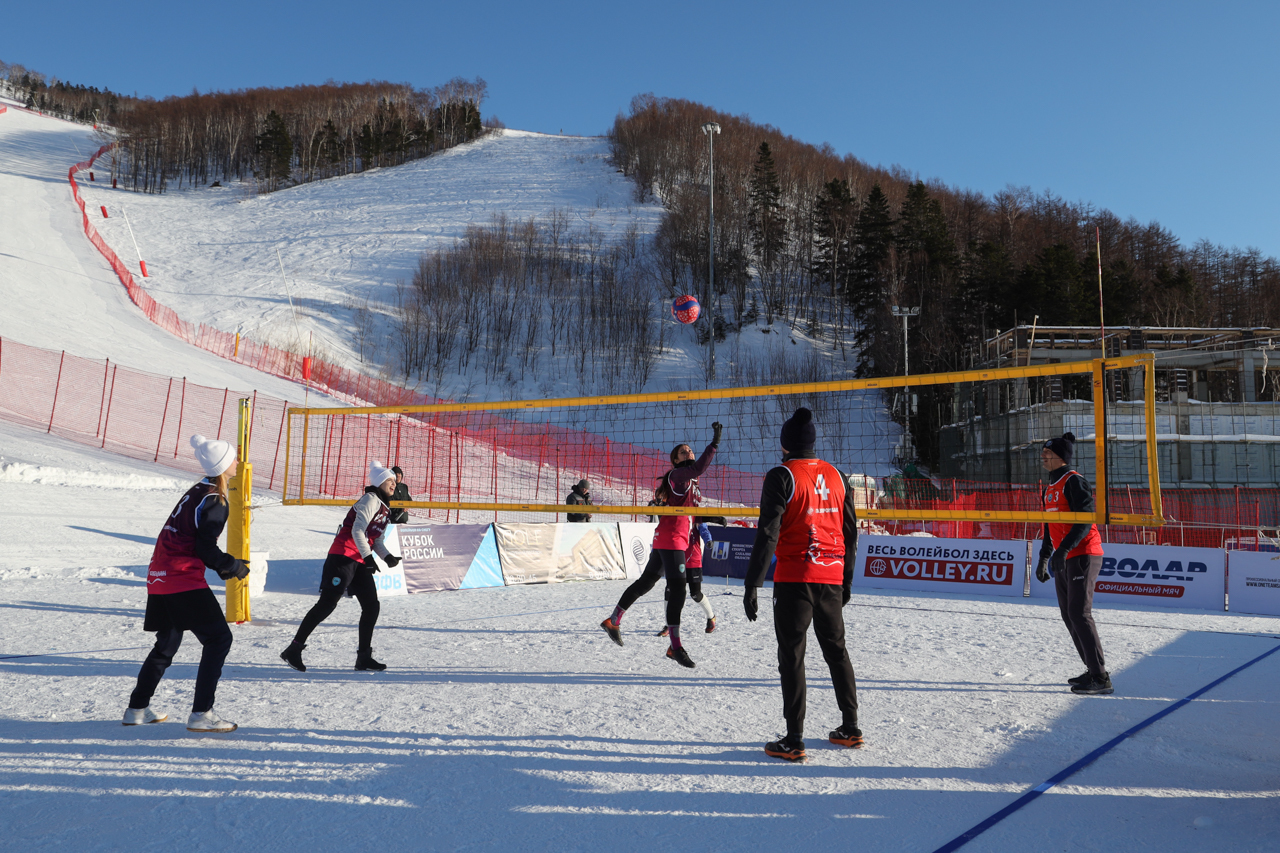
[494,522,626,585]
[854,536,1026,597]
[616,523,658,579]
[1028,543,1225,611]
[396,523,491,594]
[701,525,768,580]
[1227,550,1280,616]
[373,528,408,597]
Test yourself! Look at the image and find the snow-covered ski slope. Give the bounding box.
[72,124,667,393]
[2,419,1279,852]
[0,100,335,404]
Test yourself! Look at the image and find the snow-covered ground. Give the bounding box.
[2,420,1279,852]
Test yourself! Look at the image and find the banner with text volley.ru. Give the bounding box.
[854,535,1028,598]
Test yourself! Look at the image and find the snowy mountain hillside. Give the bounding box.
[0,100,337,405]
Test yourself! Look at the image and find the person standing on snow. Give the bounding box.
[123,435,249,733]
[280,461,402,673]
[388,466,412,525]
[599,422,722,667]
[743,408,862,762]
[566,479,592,522]
[1035,432,1111,695]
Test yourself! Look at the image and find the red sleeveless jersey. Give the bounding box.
[148,481,220,594]
[329,494,391,560]
[773,458,847,584]
[1043,470,1103,558]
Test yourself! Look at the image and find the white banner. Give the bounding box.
[1227,550,1280,616]
[493,522,626,585]
[1029,542,1225,611]
[616,523,658,579]
[854,536,1027,597]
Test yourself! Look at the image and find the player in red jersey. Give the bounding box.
[1035,432,1111,695]
[744,408,861,762]
[280,461,402,673]
[123,435,249,733]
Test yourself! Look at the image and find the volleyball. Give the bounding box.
[672,295,701,324]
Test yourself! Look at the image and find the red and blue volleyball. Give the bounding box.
[672,295,701,324]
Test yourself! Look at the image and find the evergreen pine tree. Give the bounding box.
[254,110,293,191]
[812,178,858,354]
[849,184,894,375]
[748,142,787,322]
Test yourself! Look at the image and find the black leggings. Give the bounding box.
[295,554,381,649]
[128,620,233,713]
[616,548,702,625]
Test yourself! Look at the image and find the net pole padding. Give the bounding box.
[226,397,253,624]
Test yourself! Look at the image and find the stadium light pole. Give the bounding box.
[701,121,721,382]
[891,306,921,462]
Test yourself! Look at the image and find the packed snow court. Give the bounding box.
[2,423,1279,852]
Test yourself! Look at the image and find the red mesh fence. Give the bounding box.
[0,337,294,489]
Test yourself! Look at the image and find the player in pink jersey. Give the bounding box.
[281,461,402,673]
[124,435,248,734]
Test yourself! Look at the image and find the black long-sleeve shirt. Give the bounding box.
[744,451,858,589]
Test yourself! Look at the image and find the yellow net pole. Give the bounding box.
[225,397,253,623]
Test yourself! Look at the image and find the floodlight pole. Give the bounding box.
[892,306,921,461]
[701,121,721,382]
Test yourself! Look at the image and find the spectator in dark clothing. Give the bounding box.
[744,408,862,762]
[388,466,411,525]
[566,479,592,522]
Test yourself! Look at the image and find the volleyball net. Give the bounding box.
[280,354,1163,528]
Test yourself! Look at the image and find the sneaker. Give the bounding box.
[1067,671,1091,686]
[122,707,167,726]
[657,626,670,637]
[829,723,864,748]
[186,710,237,733]
[280,641,307,672]
[764,734,806,762]
[355,648,387,671]
[1071,673,1114,695]
[600,618,624,647]
[705,616,717,633]
[666,645,695,668]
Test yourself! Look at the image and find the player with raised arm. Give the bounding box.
[600,422,722,667]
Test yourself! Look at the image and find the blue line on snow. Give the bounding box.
[931,641,1280,853]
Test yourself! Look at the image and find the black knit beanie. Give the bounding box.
[780,408,816,453]
[1042,432,1075,467]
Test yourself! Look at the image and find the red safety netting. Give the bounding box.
[0,336,294,490]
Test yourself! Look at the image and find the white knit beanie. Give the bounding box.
[190,434,236,477]
[368,459,395,488]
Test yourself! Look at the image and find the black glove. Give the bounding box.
[1035,556,1051,583]
[711,421,723,447]
[842,586,851,606]
[362,554,379,572]
[743,586,758,622]
[217,559,249,581]
[383,555,401,568]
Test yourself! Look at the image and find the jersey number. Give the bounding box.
[814,473,830,502]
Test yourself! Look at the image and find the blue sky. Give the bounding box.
[5,1,1276,257]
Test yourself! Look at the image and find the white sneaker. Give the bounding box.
[122,707,168,726]
[186,710,237,733]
